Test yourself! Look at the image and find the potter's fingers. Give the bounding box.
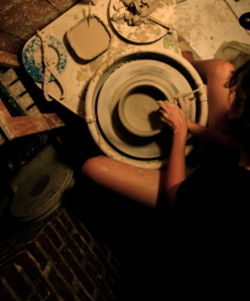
[178,97,186,107]
[159,115,172,127]
[163,105,187,126]
[178,97,192,120]
[157,101,178,112]
[179,97,190,110]
[157,100,167,109]
[159,111,178,129]
[159,107,174,117]
[162,104,182,117]
[159,109,171,121]
[159,108,168,117]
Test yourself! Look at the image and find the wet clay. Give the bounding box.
[118,85,165,136]
[120,0,160,18]
[113,0,160,26]
[67,16,111,61]
[110,0,167,44]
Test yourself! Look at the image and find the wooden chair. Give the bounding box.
[0,66,65,145]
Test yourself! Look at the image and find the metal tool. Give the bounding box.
[87,0,91,26]
[164,86,206,104]
[36,30,66,102]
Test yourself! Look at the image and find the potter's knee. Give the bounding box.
[82,155,105,176]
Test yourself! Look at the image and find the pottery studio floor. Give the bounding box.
[175,0,250,60]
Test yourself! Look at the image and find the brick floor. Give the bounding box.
[0,0,80,54]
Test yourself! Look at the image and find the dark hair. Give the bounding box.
[228,59,250,150]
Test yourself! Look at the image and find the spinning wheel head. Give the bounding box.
[85,48,208,169]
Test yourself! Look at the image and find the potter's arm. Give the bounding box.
[159,102,188,205]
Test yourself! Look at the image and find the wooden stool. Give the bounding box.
[0,68,65,145]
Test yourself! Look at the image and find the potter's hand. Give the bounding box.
[158,101,188,138]
[158,101,188,205]
[178,97,196,132]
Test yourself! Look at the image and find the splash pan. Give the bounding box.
[85,47,208,169]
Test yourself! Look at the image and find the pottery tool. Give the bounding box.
[134,14,172,31]
[156,85,205,120]
[156,85,205,105]
[36,30,66,102]
[130,0,172,31]
[87,0,92,26]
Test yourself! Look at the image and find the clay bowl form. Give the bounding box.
[118,80,166,137]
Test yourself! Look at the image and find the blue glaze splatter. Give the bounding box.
[22,35,67,83]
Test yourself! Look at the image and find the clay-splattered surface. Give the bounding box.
[18,1,178,118]
[175,0,250,59]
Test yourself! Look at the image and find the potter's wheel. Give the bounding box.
[85,48,208,169]
[97,59,193,159]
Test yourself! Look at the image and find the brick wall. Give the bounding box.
[0,207,121,301]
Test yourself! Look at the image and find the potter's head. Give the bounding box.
[227,59,250,150]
